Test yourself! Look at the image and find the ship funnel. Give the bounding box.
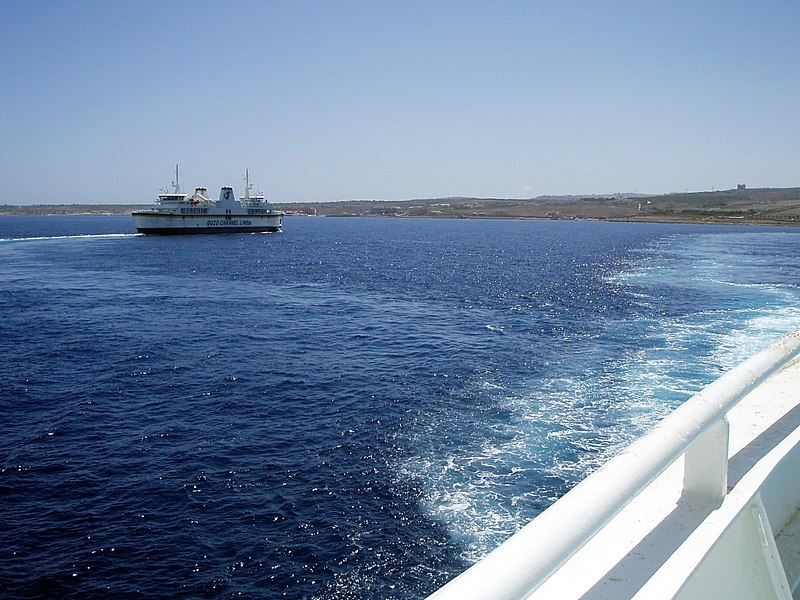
[219,186,236,205]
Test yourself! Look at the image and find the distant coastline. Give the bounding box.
[3,187,800,226]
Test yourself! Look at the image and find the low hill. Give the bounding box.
[2,188,800,225]
[276,187,800,225]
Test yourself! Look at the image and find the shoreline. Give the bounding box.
[3,186,800,227]
[0,209,797,227]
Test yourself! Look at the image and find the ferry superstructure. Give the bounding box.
[428,328,800,599]
[132,166,283,234]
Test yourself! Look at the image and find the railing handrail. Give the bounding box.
[428,328,800,600]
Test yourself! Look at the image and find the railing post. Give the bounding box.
[682,417,730,503]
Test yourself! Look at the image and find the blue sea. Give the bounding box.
[2,215,800,599]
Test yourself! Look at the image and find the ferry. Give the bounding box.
[132,166,283,234]
[428,328,800,599]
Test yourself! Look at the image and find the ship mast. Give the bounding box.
[171,164,181,193]
[243,168,252,201]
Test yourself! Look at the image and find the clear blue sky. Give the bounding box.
[2,1,799,204]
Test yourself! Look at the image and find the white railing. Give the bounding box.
[428,329,800,600]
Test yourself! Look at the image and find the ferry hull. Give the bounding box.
[135,225,281,235]
[132,212,282,235]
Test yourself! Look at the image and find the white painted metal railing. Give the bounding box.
[428,329,800,600]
